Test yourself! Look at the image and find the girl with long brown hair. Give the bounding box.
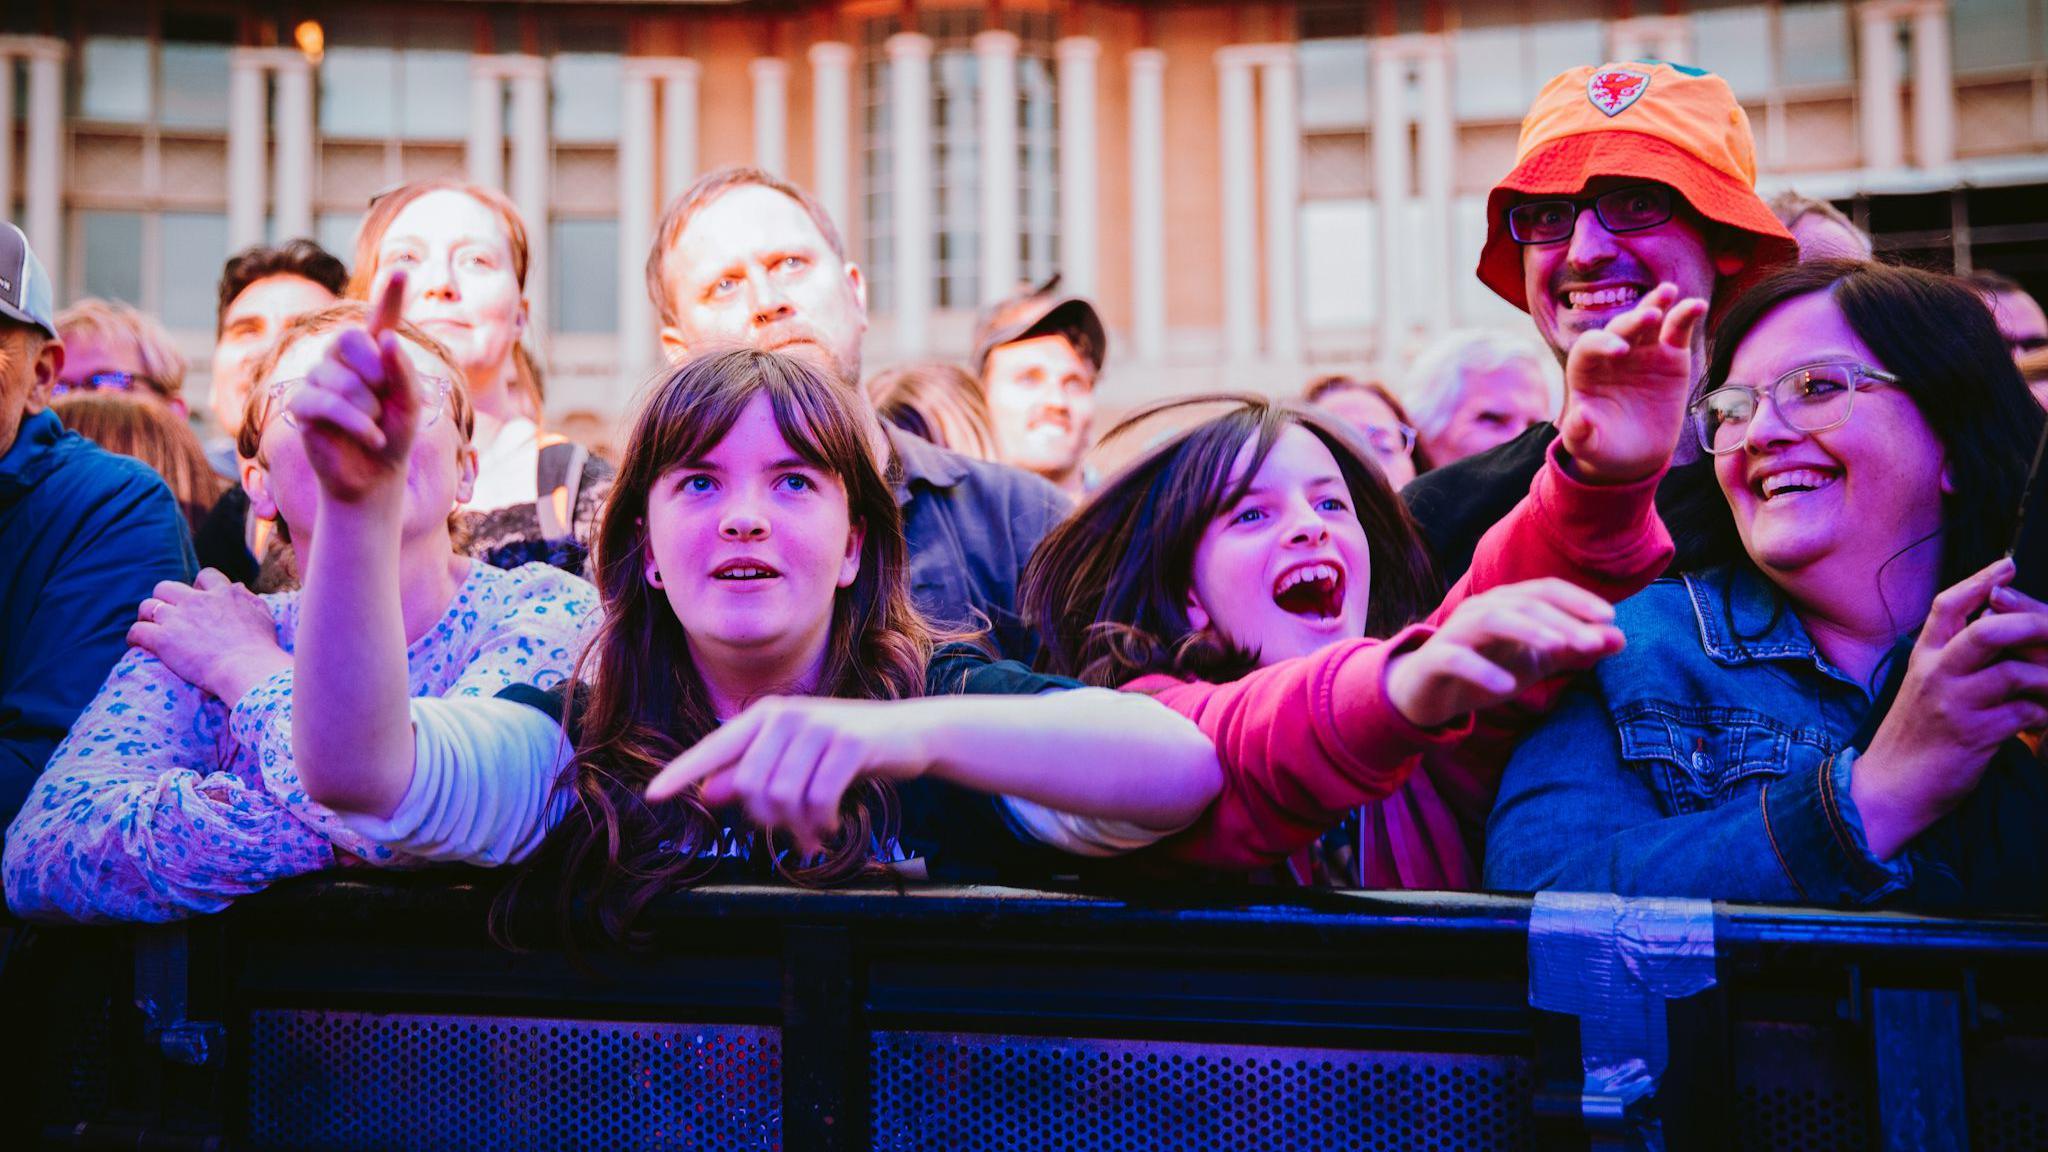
[350,178,614,576]
[54,389,228,533]
[1022,285,1707,889]
[286,344,1217,941]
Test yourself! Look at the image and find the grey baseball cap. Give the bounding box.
[0,221,56,340]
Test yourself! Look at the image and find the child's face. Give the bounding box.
[643,394,863,673]
[1185,423,1374,667]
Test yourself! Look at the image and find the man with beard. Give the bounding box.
[1402,62,1798,581]
[973,276,1104,497]
[646,167,1069,661]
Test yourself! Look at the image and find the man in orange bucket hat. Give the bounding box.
[1405,60,1799,580]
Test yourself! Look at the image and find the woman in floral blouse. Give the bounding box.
[3,278,599,923]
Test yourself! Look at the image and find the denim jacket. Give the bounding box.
[1484,564,2048,911]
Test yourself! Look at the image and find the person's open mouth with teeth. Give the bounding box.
[1271,561,1346,622]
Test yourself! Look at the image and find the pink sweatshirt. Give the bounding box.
[1124,441,1673,889]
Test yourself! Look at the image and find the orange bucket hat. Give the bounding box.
[1475,61,1798,314]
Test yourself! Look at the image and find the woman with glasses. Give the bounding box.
[1486,260,2048,912]
[1302,375,1431,490]
[4,281,599,923]
[52,298,188,415]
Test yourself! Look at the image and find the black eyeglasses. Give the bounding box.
[52,370,159,398]
[1507,184,1676,246]
[2009,335,2048,357]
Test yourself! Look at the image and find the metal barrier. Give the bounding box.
[7,873,2048,1151]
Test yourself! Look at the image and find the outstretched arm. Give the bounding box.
[644,688,1222,855]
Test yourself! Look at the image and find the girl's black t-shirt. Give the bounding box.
[497,643,1088,884]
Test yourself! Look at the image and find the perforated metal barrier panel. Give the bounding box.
[1731,1021,1871,1151]
[245,1010,781,1152]
[868,1031,1533,1151]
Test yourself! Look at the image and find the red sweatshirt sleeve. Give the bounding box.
[1134,625,1475,873]
[1145,442,1673,882]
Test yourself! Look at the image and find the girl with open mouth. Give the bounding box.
[1022,284,1706,889]
[273,333,1219,942]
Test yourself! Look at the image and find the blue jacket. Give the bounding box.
[0,408,194,822]
[1484,564,2048,912]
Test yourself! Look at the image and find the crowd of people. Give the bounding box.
[4,58,2046,933]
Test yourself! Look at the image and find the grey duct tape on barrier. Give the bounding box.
[1529,892,1717,1149]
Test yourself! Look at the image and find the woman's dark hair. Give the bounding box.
[1021,394,1439,687]
[501,348,933,945]
[216,239,348,336]
[1670,258,2044,591]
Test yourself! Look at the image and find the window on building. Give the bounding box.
[402,51,471,141]
[860,11,1060,316]
[1953,0,2045,75]
[78,211,145,305]
[158,41,232,130]
[1450,20,1603,123]
[320,15,472,141]
[1301,201,1375,330]
[159,213,228,330]
[552,218,619,334]
[317,214,363,266]
[79,37,151,123]
[552,54,622,143]
[320,47,400,138]
[1778,1,1853,89]
[1690,6,1773,100]
[1300,38,1370,131]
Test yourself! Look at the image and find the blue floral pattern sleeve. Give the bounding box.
[3,561,599,923]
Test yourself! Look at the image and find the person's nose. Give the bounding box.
[1281,495,1331,547]
[1564,208,1621,276]
[1742,389,1804,453]
[413,255,457,302]
[749,269,794,328]
[719,499,772,541]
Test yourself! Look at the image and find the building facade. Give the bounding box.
[5,0,2048,422]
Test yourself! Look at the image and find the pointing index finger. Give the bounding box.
[369,267,407,338]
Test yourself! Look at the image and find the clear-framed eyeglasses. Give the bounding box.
[262,374,456,431]
[1690,362,1899,456]
[1360,421,1419,462]
[52,370,162,399]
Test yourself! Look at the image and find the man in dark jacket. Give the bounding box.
[646,166,1068,660]
[1402,62,1799,581]
[0,221,194,823]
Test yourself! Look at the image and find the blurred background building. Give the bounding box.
[3,0,2046,422]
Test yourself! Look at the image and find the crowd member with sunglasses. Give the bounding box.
[53,299,189,417]
[1486,261,2048,912]
[4,277,598,923]
[1402,61,1798,582]
[1301,374,1431,489]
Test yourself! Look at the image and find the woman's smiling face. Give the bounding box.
[1185,423,1375,667]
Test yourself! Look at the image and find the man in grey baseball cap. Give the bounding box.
[0,221,193,827]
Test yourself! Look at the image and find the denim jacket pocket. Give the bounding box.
[1614,702,1799,815]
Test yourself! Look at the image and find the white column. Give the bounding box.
[227,50,268,251]
[1258,49,1301,366]
[1416,40,1456,335]
[272,53,315,241]
[22,38,62,281]
[468,63,504,191]
[808,43,855,238]
[1912,1,1955,169]
[1056,37,1100,300]
[750,57,789,177]
[888,34,935,358]
[1217,48,1258,364]
[662,61,701,200]
[619,63,659,389]
[1859,4,1905,171]
[1372,44,1413,371]
[506,56,550,351]
[1128,48,1167,365]
[0,55,13,226]
[975,30,1021,304]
